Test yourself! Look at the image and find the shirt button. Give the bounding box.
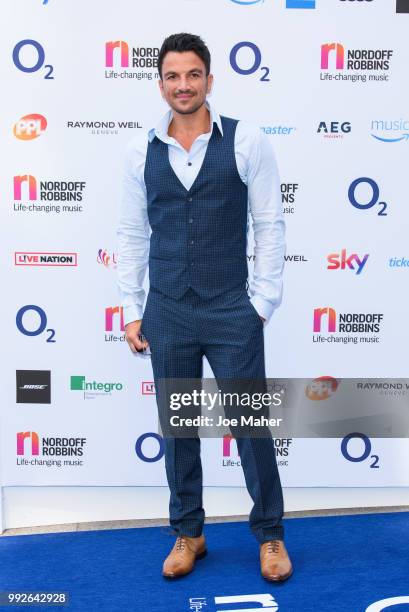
[188,218,194,223]
[190,240,194,245]
[187,162,192,166]
[190,262,194,266]
[187,197,193,202]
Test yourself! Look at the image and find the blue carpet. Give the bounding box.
[0,512,408,612]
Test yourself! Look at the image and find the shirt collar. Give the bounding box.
[148,100,223,143]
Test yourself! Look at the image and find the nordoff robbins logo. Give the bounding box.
[70,376,123,395]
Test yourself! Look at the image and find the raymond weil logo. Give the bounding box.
[13,114,47,140]
[70,375,123,399]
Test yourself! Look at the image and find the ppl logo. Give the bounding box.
[17,431,40,456]
[306,377,339,400]
[327,250,369,275]
[14,175,37,200]
[13,114,47,140]
[371,119,409,143]
[286,0,315,7]
[313,307,337,333]
[97,249,117,268]
[105,306,124,331]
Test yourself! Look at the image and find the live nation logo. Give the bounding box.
[313,307,383,345]
[15,252,77,266]
[16,370,51,404]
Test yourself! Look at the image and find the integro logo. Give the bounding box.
[313,307,383,344]
[320,42,393,83]
[105,41,159,80]
[371,119,409,143]
[97,249,117,268]
[305,376,339,400]
[71,375,123,399]
[317,121,351,138]
[105,306,125,343]
[12,40,54,79]
[13,175,86,214]
[327,249,369,274]
[13,114,47,140]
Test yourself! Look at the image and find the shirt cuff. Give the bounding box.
[122,303,144,326]
[250,295,276,324]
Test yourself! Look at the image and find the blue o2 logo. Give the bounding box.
[348,177,388,216]
[135,432,164,463]
[341,433,379,468]
[16,305,56,342]
[12,40,54,79]
[230,42,270,82]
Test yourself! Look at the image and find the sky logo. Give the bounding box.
[287,0,315,8]
[321,43,345,69]
[327,250,369,275]
[17,431,39,456]
[371,119,409,143]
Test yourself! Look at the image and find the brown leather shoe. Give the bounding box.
[260,539,293,582]
[162,534,207,578]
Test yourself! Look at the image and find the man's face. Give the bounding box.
[159,51,213,115]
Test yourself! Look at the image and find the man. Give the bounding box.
[117,33,292,582]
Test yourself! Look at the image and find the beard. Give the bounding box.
[168,94,206,116]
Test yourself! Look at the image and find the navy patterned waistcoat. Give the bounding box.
[144,115,248,299]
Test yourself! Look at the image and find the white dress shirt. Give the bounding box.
[117,101,286,326]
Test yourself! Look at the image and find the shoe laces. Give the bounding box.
[266,540,281,554]
[175,536,187,552]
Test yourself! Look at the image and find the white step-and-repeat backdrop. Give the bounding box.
[2,0,409,488]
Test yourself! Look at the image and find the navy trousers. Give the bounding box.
[141,285,284,544]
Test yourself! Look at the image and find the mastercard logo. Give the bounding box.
[13,114,47,140]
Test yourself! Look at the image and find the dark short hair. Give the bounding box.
[158,33,211,79]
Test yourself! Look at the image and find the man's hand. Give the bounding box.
[125,320,149,353]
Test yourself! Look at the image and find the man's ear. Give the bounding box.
[206,73,214,95]
[158,79,165,98]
